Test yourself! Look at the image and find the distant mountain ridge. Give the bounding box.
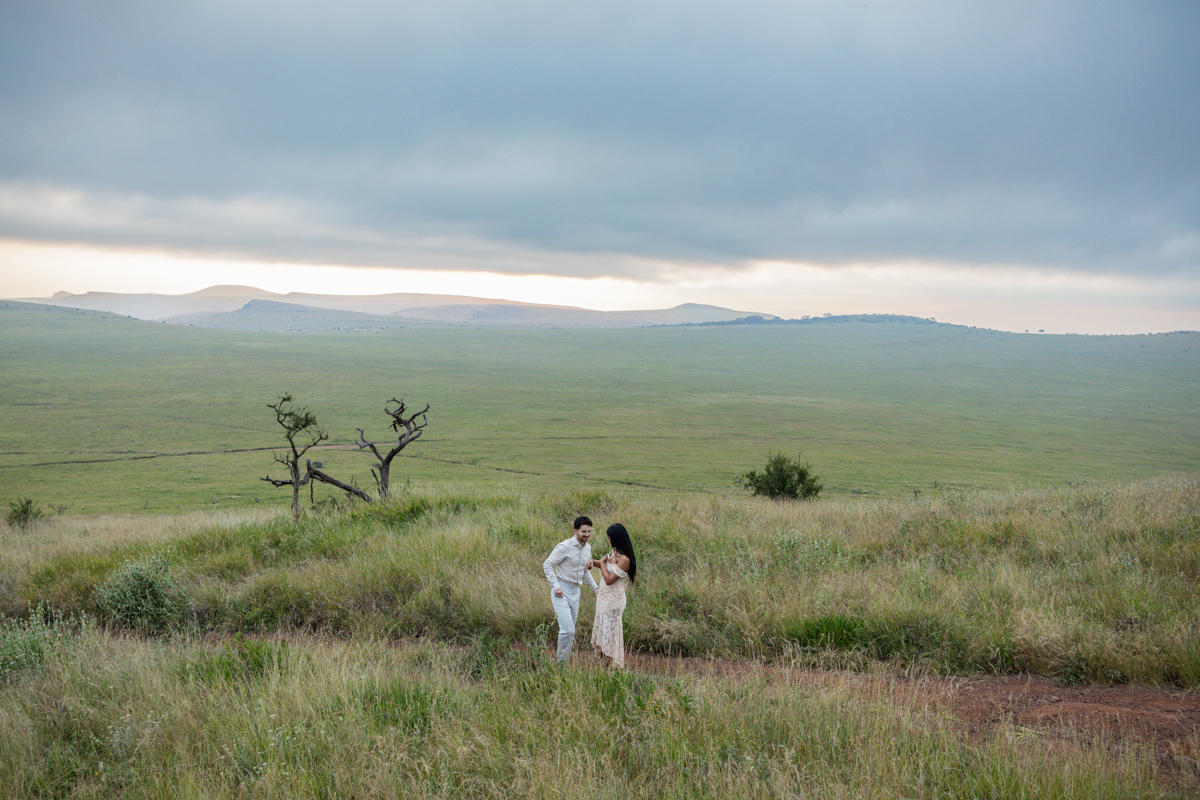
[15,285,778,329]
[680,312,946,327]
[386,300,771,328]
[19,285,570,321]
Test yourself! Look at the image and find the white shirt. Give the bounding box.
[543,535,599,592]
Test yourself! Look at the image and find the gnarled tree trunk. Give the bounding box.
[357,398,429,499]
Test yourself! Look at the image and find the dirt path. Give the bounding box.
[258,635,1200,784]
[622,652,1200,779]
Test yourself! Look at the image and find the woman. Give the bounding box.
[589,523,637,669]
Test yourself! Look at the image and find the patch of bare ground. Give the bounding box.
[244,634,1199,788]
[621,652,1200,786]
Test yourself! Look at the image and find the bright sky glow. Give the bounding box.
[3,239,1196,334]
[0,2,1196,334]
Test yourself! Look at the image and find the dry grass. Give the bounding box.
[2,476,1198,686]
[0,629,1186,799]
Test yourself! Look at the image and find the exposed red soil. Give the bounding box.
[622,652,1200,784]
[260,635,1200,785]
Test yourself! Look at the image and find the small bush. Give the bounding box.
[743,453,822,500]
[6,498,43,530]
[0,604,83,682]
[95,552,186,634]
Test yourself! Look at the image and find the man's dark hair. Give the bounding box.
[573,516,593,530]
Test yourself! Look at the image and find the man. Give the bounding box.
[542,515,599,662]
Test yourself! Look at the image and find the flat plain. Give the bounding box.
[2,300,1197,514]
[3,301,1200,797]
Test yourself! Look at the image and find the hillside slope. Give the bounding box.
[17,285,775,328]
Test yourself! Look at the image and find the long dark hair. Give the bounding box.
[605,523,637,583]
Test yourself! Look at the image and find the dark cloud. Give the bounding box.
[0,0,1197,278]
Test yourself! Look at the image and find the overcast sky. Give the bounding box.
[1,0,1198,332]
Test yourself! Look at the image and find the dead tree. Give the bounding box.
[306,460,372,504]
[356,398,430,499]
[262,394,326,519]
[262,394,372,518]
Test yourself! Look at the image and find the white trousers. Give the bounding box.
[551,583,581,661]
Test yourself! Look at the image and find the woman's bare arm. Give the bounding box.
[600,551,629,585]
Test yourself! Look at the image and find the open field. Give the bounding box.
[2,301,1198,515]
[4,477,1198,684]
[3,298,1198,795]
[2,632,1196,799]
[2,478,1199,797]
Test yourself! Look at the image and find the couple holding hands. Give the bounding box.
[542,516,638,669]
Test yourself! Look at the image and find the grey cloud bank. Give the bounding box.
[0,0,1197,281]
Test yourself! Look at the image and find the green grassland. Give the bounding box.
[1,629,1185,798]
[1,478,1198,797]
[6,478,1198,684]
[4,300,1200,797]
[2,301,1198,515]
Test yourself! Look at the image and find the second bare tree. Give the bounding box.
[356,398,430,499]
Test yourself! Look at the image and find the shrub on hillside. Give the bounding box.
[95,552,186,634]
[0,603,85,682]
[6,498,43,530]
[743,453,823,500]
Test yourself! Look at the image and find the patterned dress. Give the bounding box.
[591,557,629,669]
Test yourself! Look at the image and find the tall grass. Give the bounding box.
[0,629,1187,799]
[2,476,1198,686]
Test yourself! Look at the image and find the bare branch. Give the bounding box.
[261,471,311,489]
[356,398,431,499]
[261,475,295,488]
[386,398,430,436]
[355,428,385,460]
[306,460,372,503]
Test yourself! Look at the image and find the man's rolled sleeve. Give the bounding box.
[543,542,566,592]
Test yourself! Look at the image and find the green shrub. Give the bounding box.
[94,552,186,634]
[863,613,968,668]
[742,453,822,500]
[6,498,43,530]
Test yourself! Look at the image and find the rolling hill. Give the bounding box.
[17,285,777,329]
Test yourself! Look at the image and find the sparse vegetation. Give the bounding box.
[262,394,329,519]
[2,307,1200,795]
[743,453,822,500]
[356,397,429,499]
[261,394,372,519]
